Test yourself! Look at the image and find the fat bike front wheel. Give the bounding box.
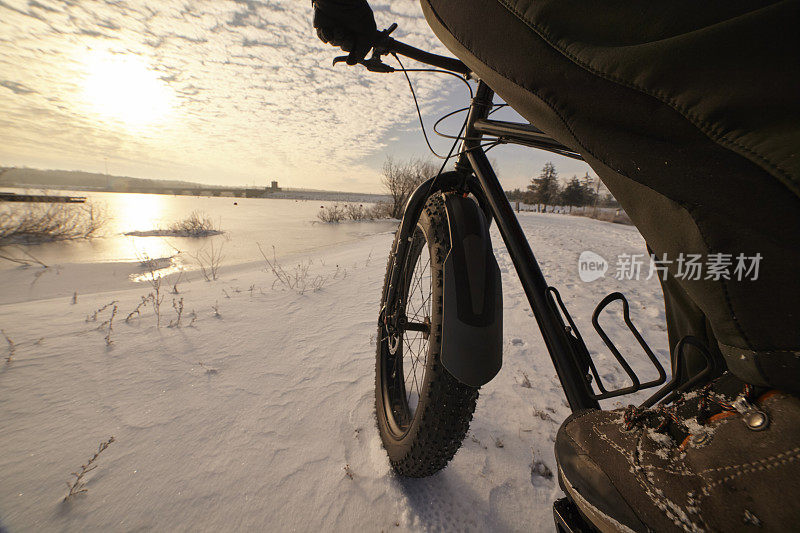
[375,194,479,477]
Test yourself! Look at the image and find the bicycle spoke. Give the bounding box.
[404,333,420,383]
[412,354,422,403]
[415,257,429,310]
[408,256,425,318]
[392,228,433,420]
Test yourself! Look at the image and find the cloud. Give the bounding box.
[0,80,36,94]
[0,0,460,191]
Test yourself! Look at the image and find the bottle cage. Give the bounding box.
[547,287,715,405]
[547,288,668,401]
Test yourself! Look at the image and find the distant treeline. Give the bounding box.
[505,162,620,213]
[0,167,200,192]
[0,167,389,203]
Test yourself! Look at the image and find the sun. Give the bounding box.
[81,50,174,129]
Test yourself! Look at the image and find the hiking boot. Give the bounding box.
[555,373,800,531]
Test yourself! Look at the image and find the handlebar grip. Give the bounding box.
[381,37,471,76]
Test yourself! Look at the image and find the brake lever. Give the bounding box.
[331,23,399,73]
[332,55,395,73]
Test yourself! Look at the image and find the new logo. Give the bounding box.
[578,251,608,282]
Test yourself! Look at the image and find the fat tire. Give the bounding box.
[375,193,479,477]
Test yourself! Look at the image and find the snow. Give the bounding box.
[0,211,670,531]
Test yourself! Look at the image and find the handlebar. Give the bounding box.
[380,37,471,76]
[332,24,472,77]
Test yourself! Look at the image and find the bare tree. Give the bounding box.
[382,157,437,219]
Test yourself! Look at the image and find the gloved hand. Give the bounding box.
[313,0,377,65]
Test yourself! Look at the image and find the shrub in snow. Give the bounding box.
[0,201,104,244]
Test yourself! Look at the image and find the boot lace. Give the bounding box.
[622,382,756,432]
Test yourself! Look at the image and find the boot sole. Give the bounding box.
[558,465,636,533]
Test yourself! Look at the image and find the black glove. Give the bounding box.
[313,0,377,65]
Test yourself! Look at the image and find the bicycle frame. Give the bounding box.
[462,81,601,411]
[372,33,667,413]
[359,30,674,531]
[389,80,600,412]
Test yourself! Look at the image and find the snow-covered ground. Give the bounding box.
[0,212,669,532]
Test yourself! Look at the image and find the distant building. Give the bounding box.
[245,180,281,198]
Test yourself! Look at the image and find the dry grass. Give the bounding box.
[190,241,224,281]
[124,210,222,237]
[126,256,166,326]
[257,243,326,295]
[168,298,184,328]
[144,261,165,327]
[101,305,117,346]
[171,271,185,294]
[317,204,346,223]
[125,295,152,323]
[168,211,221,236]
[2,329,14,363]
[64,436,115,501]
[85,301,118,344]
[86,301,118,323]
[0,201,104,245]
[317,202,391,223]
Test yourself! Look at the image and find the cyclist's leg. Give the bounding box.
[420,1,800,529]
[656,250,728,383]
[421,0,800,391]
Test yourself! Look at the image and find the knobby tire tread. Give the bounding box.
[376,194,479,477]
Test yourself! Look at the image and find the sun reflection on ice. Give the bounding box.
[114,193,166,233]
[130,256,184,284]
[109,193,180,274]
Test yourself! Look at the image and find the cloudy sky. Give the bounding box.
[0,0,592,193]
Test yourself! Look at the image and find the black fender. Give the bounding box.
[440,194,503,387]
